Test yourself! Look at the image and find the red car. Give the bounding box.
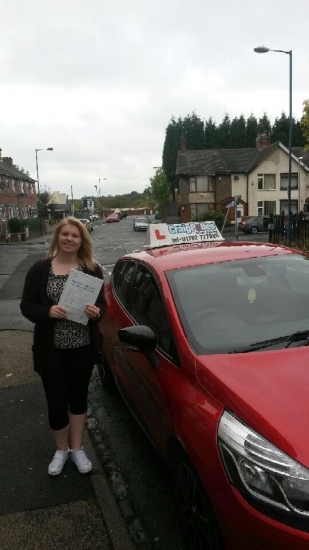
[105,213,119,223]
[98,221,309,549]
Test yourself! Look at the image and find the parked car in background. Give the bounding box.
[239,215,270,234]
[90,214,99,221]
[113,209,123,219]
[133,216,150,231]
[106,213,120,223]
[79,218,93,232]
[97,220,309,550]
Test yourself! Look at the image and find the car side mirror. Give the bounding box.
[119,325,159,369]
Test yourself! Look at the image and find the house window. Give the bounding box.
[257,174,276,190]
[189,177,196,192]
[190,203,214,220]
[190,176,214,193]
[257,201,276,216]
[280,173,298,190]
[280,200,298,216]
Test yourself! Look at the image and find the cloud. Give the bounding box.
[1,0,308,197]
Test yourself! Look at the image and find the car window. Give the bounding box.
[128,264,175,357]
[166,254,309,355]
[113,261,136,306]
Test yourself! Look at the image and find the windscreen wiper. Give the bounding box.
[229,330,309,353]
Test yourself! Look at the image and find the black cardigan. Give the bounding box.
[20,258,106,375]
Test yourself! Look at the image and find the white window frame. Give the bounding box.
[257,201,276,216]
[257,174,276,190]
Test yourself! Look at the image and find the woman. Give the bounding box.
[20,217,105,476]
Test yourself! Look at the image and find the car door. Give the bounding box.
[105,260,139,397]
[113,262,179,452]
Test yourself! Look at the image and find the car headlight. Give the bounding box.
[218,411,309,516]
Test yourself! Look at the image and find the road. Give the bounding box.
[0,217,185,549]
[0,217,271,549]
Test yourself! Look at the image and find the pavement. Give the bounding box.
[0,228,136,550]
[0,330,135,550]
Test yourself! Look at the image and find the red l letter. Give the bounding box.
[155,229,166,240]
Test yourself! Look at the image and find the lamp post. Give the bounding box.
[35,147,53,233]
[254,46,292,245]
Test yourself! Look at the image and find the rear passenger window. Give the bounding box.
[113,261,135,306]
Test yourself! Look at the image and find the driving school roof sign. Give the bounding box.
[144,221,224,248]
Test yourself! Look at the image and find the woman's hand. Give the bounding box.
[85,304,101,320]
[49,305,68,319]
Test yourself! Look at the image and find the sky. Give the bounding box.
[1,0,308,200]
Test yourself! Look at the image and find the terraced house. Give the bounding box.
[176,134,309,224]
[0,153,37,232]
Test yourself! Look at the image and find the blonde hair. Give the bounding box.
[49,217,96,270]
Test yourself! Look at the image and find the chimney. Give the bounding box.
[180,133,186,154]
[2,156,13,166]
[256,133,269,150]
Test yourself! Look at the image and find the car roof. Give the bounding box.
[121,241,297,275]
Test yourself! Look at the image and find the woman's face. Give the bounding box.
[58,223,82,254]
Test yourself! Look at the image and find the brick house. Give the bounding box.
[176,134,309,223]
[0,154,37,232]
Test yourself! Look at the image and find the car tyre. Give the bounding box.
[250,226,258,234]
[170,446,224,550]
[97,352,115,391]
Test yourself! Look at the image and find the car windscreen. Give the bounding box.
[166,254,309,355]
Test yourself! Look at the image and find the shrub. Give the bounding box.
[192,210,225,228]
[8,217,42,232]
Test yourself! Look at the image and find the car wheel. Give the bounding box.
[171,446,224,550]
[97,352,115,391]
[250,226,258,234]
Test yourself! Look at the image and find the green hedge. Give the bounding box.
[7,217,46,232]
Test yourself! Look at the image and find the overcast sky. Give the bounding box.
[1,0,308,200]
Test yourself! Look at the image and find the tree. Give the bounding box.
[271,112,290,145]
[245,114,258,147]
[204,117,219,148]
[182,112,204,150]
[162,116,182,199]
[38,191,51,219]
[301,99,309,152]
[149,168,172,215]
[230,115,246,148]
[258,112,271,135]
[218,114,231,148]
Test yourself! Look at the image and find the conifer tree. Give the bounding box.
[245,114,258,147]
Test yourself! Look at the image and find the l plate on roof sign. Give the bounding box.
[144,221,224,248]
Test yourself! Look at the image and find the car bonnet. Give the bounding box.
[196,347,309,466]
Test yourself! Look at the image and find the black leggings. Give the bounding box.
[41,345,95,431]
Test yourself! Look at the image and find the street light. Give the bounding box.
[35,148,53,195]
[35,147,53,233]
[95,178,106,215]
[254,45,292,245]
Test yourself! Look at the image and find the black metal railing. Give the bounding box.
[269,215,309,249]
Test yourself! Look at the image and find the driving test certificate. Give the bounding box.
[58,268,103,325]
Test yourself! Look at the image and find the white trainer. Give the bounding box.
[48,449,69,476]
[71,448,92,474]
